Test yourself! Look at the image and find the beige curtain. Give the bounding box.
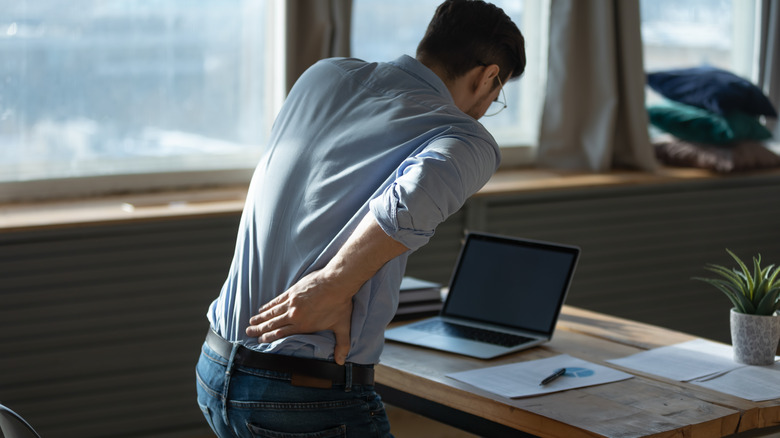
[758,0,780,138]
[536,0,657,172]
[285,0,352,93]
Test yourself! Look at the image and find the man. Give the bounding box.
[196,1,526,436]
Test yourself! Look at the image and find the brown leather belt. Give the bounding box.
[205,329,374,389]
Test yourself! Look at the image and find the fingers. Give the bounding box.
[246,318,293,342]
[258,291,289,313]
[332,338,350,365]
[249,296,289,326]
[246,292,298,342]
[246,310,287,338]
[331,313,352,365]
[245,321,265,338]
[258,326,293,344]
[247,320,351,366]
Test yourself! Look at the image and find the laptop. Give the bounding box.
[384,232,580,359]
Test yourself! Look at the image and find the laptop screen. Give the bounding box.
[441,233,580,335]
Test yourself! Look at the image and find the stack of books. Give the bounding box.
[393,276,443,321]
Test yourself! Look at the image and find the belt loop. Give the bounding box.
[344,362,353,392]
[221,343,240,425]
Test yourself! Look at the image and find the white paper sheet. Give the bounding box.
[606,339,747,381]
[692,361,780,402]
[446,354,633,399]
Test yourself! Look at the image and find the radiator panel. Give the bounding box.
[1,216,240,438]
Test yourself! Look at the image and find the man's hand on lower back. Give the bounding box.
[246,270,354,365]
[246,213,409,365]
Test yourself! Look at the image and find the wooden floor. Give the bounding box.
[385,404,478,438]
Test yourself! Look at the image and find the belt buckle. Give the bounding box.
[291,374,332,389]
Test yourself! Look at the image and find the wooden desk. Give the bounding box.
[376,306,780,438]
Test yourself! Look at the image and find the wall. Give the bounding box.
[1,216,239,438]
[2,173,780,437]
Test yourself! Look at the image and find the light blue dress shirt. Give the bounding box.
[207,55,500,365]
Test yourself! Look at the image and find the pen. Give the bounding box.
[539,367,566,386]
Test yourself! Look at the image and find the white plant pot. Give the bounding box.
[730,308,780,365]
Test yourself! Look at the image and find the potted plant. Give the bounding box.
[694,249,780,365]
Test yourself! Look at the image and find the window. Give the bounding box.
[640,0,761,101]
[1,1,281,200]
[351,0,549,166]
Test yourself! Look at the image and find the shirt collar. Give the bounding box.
[389,55,453,103]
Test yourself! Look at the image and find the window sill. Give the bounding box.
[3,166,780,233]
[475,166,729,197]
[0,186,248,233]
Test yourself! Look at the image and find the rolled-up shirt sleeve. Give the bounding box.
[369,134,500,250]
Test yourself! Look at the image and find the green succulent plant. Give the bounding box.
[693,249,780,316]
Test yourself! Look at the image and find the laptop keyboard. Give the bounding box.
[411,320,534,348]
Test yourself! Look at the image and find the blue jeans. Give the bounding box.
[196,342,394,438]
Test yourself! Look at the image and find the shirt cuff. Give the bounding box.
[369,195,434,251]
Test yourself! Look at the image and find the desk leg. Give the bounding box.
[376,384,538,438]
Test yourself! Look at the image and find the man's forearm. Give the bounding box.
[321,212,410,298]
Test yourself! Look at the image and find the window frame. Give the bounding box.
[491,0,550,168]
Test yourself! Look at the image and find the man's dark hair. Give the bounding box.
[416,0,526,84]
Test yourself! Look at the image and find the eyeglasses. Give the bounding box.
[483,73,507,117]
